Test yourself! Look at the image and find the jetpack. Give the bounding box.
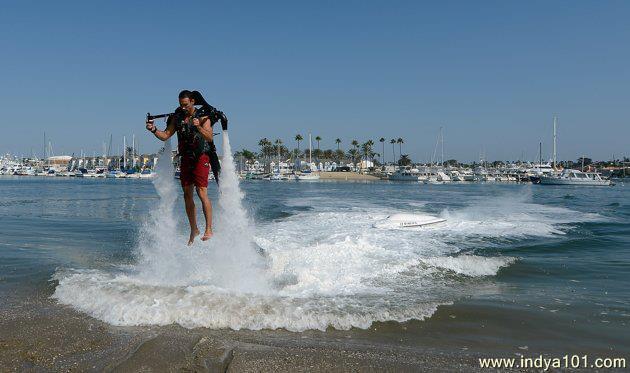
[147,91,228,184]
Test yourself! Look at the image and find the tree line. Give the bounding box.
[235,136,411,166]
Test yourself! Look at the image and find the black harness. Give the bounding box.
[169,108,223,184]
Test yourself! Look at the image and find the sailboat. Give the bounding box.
[295,133,320,181]
[538,116,611,186]
[423,127,450,184]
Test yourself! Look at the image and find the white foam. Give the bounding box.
[52,179,602,331]
[421,255,516,277]
[52,269,441,331]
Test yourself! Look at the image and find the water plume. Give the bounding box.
[131,133,268,292]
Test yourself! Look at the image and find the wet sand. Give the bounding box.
[2,282,628,371]
[0,286,488,372]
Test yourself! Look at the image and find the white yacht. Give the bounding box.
[460,170,475,182]
[268,173,290,181]
[423,170,451,184]
[295,171,320,181]
[436,171,451,182]
[540,169,611,186]
[294,134,320,181]
[389,168,419,181]
[448,170,463,181]
[139,169,155,179]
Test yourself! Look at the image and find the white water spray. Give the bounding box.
[206,131,269,292]
[129,132,268,292]
[52,136,605,330]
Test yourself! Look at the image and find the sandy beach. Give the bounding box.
[0,289,487,372]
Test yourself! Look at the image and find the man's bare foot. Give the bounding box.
[201,229,213,241]
[188,228,200,246]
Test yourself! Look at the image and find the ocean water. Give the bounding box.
[1,175,628,352]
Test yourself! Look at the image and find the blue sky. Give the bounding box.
[1,0,628,162]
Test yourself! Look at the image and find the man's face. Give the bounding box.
[179,97,195,113]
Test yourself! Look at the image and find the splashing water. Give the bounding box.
[52,141,607,331]
[204,132,269,292]
[130,133,268,292]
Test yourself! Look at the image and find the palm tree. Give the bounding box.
[360,140,375,171]
[258,138,270,161]
[240,149,255,162]
[398,154,411,166]
[373,152,380,166]
[335,138,341,151]
[379,137,385,165]
[367,140,375,167]
[360,142,368,170]
[315,136,322,151]
[274,139,282,172]
[347,148,360,165]
[397,137,404,158]
[295,134,303,152]
[335,149,345,162]
[351,140,359,151]
[390,139,396,163]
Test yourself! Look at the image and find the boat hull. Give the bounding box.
[540,177,610,186]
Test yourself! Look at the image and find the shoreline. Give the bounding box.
[2,285,627,371]
[317,171,381,181]
[0,292,481,372]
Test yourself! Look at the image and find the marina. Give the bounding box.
[2,151,625,185]
[1,0,629,370]
[4,117,625,185]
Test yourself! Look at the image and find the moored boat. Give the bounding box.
[540,169,611,186]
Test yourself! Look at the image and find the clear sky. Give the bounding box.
[1,0,628,162]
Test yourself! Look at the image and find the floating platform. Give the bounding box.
[373,213,446,229]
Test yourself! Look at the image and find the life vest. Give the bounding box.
[170,109,222,183]
[173,109,212,161]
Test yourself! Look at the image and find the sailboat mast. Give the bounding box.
[552,116,557,169]
[123,136,127,170]
[132,134,136,169]
[440,126,444,167]
[309,133,312,165]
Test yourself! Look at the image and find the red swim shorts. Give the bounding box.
[180,154,211,188]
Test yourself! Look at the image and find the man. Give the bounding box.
[146,90,215,245]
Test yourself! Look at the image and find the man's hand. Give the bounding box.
[146,120,156,133]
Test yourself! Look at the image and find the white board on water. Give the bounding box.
[373,213,446,229]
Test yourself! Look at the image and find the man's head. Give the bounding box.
[178,90,195,114]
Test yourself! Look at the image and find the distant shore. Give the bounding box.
[318,171,381,181]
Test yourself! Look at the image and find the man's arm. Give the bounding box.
[146,118,176,141]
[193,117,214,142]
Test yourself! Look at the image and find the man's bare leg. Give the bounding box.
[183,185,199,245]
[196,186,213,240]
